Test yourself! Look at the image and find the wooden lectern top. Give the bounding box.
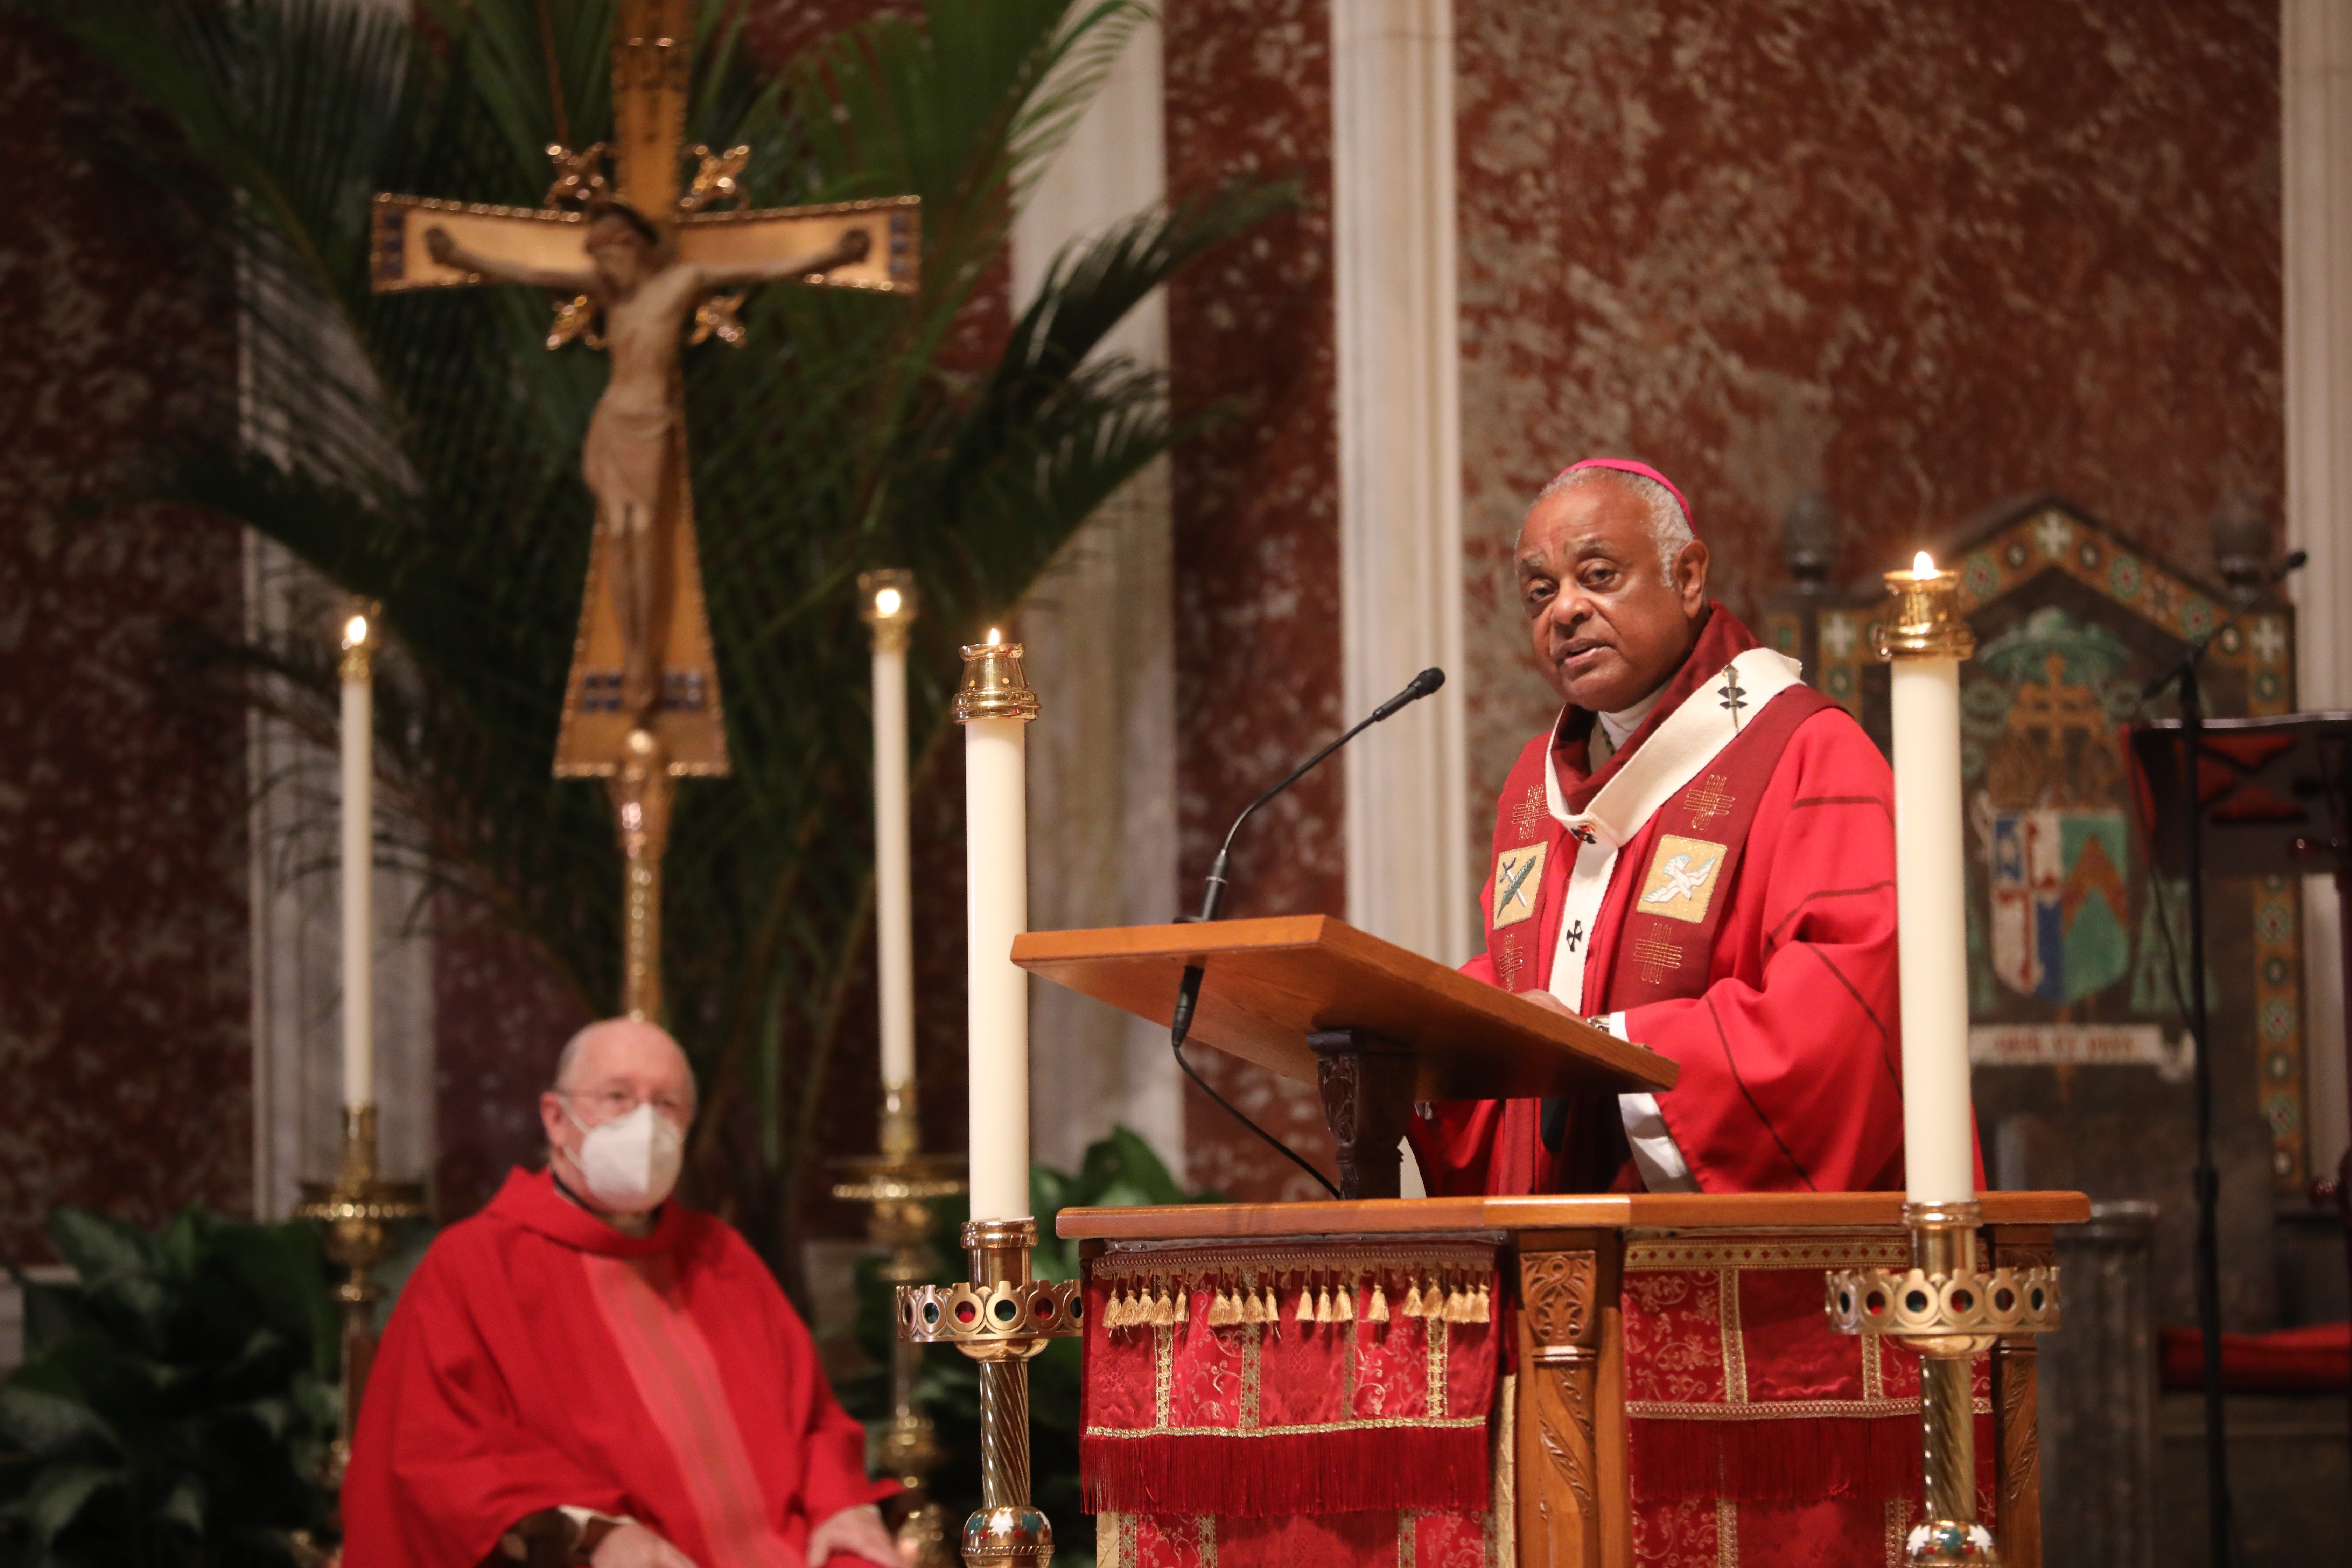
[1010,914,1677,1102]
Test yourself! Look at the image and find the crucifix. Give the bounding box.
[369,0,920,1018]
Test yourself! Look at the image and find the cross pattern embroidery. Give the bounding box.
[1632,937,1684,983]
[1570,824,1598,845]
[1563,919,1586,954]
[1716,665,1749,726]
[1509,784,1548,840]
[1684,773,1736,832]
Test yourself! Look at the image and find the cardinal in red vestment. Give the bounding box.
[343,1020,901,1568]
[1409,460,1986,1565]
[1409,457,1918,1198]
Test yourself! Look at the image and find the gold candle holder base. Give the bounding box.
[835,1138,969,1568]
[895,1219,1082,1568]
[293,1106,430,1492]
[1825,1202,2060,1567]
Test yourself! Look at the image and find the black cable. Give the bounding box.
[1171,1034,1340,1199]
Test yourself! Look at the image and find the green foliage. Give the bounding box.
[0,1209,339,1568]
[40,0,1291,1274]
[837,1129,1210,1564]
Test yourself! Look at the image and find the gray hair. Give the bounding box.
[1534,465,1694,585]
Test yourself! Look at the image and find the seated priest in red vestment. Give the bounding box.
[1410,458,1911,1198]
[343,1019,901,1568]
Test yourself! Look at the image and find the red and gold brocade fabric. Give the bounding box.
[1620,1232,1994,1567]
[1099,1505,1498,1568]
[1080,1242,1501,1521]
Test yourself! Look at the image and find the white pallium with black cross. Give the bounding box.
[1534,648,1805,1185]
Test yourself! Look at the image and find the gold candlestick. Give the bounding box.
[835,1125,967,1568]
[294,1108,430,1490]
[1827,1205,2058,1563]
[899,1220,1082,1568]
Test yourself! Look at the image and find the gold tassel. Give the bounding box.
[1161,1284,1182,1326]
[1335,1279,1357,1323]
[1447,1285,1468,1323]
[1264,1286,1282,1325]
[1474,1282,1492,1323]
[1243,1284,1266,1325]
[1294,1283,1316,1325]
[1313,1284,1332,1323]
[1401,1278,1426,1318]
[1106,1289,1126,1330]
[1367,1282,1389,1323]
[1422,1282,1444,1318]
[1208,1287,1233,1327]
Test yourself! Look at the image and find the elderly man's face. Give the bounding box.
[540,1020,695,1202]
[1517,481,1709,713]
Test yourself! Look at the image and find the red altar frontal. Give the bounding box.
[1059,1191,2086,1568]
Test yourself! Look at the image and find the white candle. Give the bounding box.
[872,593,916,1093]
[958,629,1037,1221]
[338,608,376,1112]
[1885,554,1975,1204]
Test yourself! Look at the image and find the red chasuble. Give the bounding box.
[343,1168,890,1568]
[1408,604,1916,1198]
[1409,607,1993,1563]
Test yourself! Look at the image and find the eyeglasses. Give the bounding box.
[561,1087,693,1126]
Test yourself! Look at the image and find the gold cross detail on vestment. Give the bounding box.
[1684,773,1736,832]
[368,0,922,1017]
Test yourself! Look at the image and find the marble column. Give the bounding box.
[1009,12,1185,1178]
[1331,0,1471,965]
[2286,0,2352,1210]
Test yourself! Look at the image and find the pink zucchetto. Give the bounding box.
[1553,458,1694,533]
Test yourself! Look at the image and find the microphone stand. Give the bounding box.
[2140,550,2300,1567]
[1167,670,1446,1199]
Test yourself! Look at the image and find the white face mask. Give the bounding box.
[565,1101,685,1213]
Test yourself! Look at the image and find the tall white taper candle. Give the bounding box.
[866,579,918,1095]
[338,606,378,1112]
[957,629,1039,1221]
[1883,554,1975,1204]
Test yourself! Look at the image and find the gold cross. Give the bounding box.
[369,0,921,1018]
[370,0,918,784]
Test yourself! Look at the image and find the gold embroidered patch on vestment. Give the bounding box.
[1491,842,1546,929]
[1639,833,1727,924]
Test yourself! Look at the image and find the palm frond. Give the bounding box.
[50,0,1284,1292]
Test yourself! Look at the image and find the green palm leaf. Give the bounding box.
[45,0,1290,1289]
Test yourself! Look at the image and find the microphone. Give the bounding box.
[1166,668,1446,1198]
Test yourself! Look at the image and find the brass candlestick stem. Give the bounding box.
[1827,1204,2059,1563]
[293,1106,430,1489]
[898,1220,1082,1568]
[835,1106,967,1568]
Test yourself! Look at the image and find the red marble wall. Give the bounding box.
[0,19,251,1260]
[1164,0,1345,1200]
[1455,0,2283,818]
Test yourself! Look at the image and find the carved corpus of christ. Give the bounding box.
[368,0,921,1018]
[368,0,921,783]
[422,206,869,727]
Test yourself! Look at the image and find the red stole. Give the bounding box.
[1462,607,1831,1192]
